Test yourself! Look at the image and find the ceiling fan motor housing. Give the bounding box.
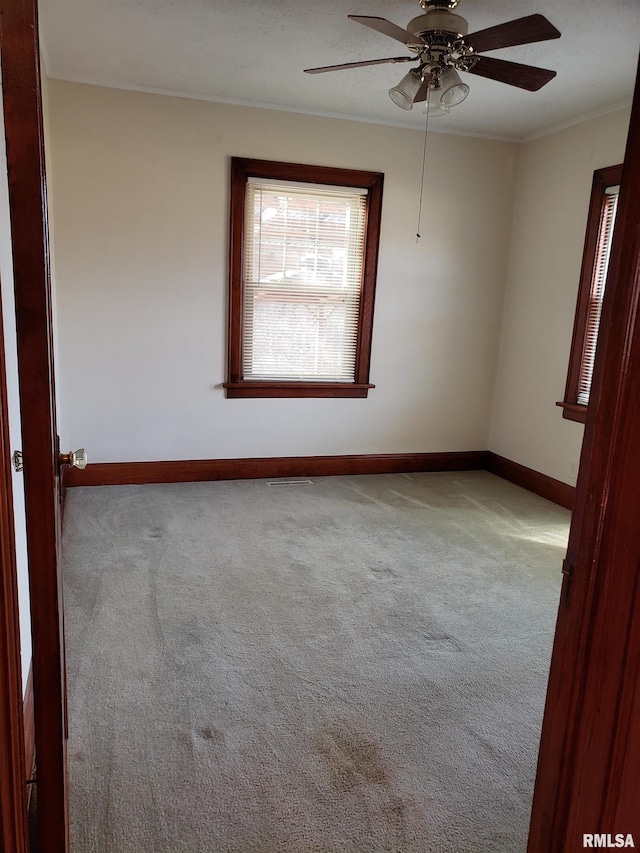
[408,9,469,39]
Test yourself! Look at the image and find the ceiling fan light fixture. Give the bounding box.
[439,66,469,107]
[424,99,451,117]
[389,69,423,109]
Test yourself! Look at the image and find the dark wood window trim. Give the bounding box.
[224,158,384,399]
[558,163,623,424]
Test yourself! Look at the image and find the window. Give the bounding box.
[559,164,622,423]
[224,158,384,398]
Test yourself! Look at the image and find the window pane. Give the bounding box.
[244,289,359,379]
[243,182,366,382]
[576,186,619,405]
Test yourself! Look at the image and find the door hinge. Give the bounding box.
[561,556,575,606]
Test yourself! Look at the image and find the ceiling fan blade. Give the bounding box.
[413,75,432,103]
[465,14,560,54]
[466,56,556,91]
[348,15,425,47]
[304,56,413,74]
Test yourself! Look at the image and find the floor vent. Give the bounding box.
[267,480,314,486]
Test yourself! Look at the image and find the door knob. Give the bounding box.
[59,448,88,470]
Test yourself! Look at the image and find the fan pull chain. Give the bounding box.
[416,86,431,243]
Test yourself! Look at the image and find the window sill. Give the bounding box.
[556,401,587,424]
[224,381,374,399]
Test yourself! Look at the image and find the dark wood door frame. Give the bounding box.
[0,291,29,853]
[528,55,640,849]
[0,0,69,848]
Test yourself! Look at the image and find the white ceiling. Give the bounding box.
[39,0,640,140]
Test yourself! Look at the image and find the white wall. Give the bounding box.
[47,81,518,463]
[0,73,32,690]
[489,107,631,485]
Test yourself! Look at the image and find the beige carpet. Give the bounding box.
[62,471,569,852]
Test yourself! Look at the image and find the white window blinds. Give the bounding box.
[242,179,368,382]
[577,185,620,406]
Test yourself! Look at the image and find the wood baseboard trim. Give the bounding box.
[63,451,490,487]
[63,450,574,509]
[23,662,35,784]
[486,452,575,510]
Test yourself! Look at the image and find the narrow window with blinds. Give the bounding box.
[576,184,619,405]
[559,163,623,424]
[225,159,384,398]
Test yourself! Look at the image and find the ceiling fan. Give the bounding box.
[304,0,561,115]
